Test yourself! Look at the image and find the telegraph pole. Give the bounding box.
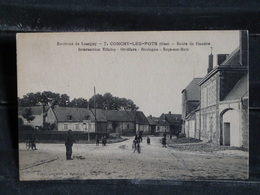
[94,87,97,133]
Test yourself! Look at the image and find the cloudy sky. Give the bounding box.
[17,31,240,116]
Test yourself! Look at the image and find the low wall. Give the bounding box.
[19,130,109,142]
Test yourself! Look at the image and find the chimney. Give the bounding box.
[217,54,229,65]
[239,30,248,66]
[207,48,213,73]
[169,111,171,115]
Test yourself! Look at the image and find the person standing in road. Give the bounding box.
[95,135,100,146]
[65,130,74,160]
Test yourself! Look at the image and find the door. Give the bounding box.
[223,123,230,146]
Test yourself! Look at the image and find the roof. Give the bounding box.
[147,117,156,125]
[160,113,182,124]
[52,107,96,122]
[221,47,240,66]
[89,109,108,122]
[100,109,133,122]
[223,73,248,101]
[18,106,50,115]
[134,111,150,125]
[186,111,196,121]
[182,78,203,101]
[151,117,160,124]
[199,47,247,87]
[94,109,150,125]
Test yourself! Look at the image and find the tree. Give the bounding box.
[18,91,71,107]
[89,93,139,111]
[69,98,88,108]
[22,108,35,123]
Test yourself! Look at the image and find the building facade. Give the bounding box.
[198,31,248,147]
[181,78,202,135]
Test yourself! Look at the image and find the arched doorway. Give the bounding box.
[219,108,233,145]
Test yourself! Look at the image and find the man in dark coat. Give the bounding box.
[65,130,74,160]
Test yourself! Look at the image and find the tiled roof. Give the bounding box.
[223,73,248,101]
[52,107,95,122]
[93,109,150,125]
[134,111,150,125]
[100,109,133,122]
[147,116,156,125]
[183,78,203,101]
[89,109,108,122]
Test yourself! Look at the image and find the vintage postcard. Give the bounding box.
[17,31,249,181]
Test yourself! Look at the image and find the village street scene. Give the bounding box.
[17,31,249,180]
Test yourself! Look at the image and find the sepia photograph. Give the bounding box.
[17,30,248,181]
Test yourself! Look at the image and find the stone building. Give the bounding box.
[198,31,248,148]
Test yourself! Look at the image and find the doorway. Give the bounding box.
[223,122,230,146]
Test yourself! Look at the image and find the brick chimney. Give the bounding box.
[169,111,171,115]
[217,54,229,65]
[207,48,213,73]
[239,30,248,66]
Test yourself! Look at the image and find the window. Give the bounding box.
[67,115,72,120]
[64,124,68,130]
[75,124,79,130]
[84,115,89,120]
[157,126,160,131]
[127,124,130,129]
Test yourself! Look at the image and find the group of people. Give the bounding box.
[28,135,37,150]
[65,130,109,160]
[64,130,169,160]
[95,135,107,146]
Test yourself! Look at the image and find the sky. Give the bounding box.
[17,31,240,116]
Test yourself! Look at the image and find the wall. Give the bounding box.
[155,125,170,133]
[138,125,150,134]
[241,99,249,148]
[187,120,196,138]
[58,122,96,132]
[195,111,200,139]
[200,73,219,143]
[222,108,240,147]
[219,100,249,148]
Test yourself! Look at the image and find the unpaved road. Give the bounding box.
[19,136,248,180]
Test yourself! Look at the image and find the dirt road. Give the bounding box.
[19,136,248,180]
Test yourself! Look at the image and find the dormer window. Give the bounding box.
[67,115,72,120]
[84,115,90,120]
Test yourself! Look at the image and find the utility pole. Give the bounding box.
[94,87,97,134]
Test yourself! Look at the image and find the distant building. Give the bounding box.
[18,106,49,129]
[181,78,202,135]
[45,106,105,132]
[147,116,156,134]
[159,112,182,134]
[198,31,248,148]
